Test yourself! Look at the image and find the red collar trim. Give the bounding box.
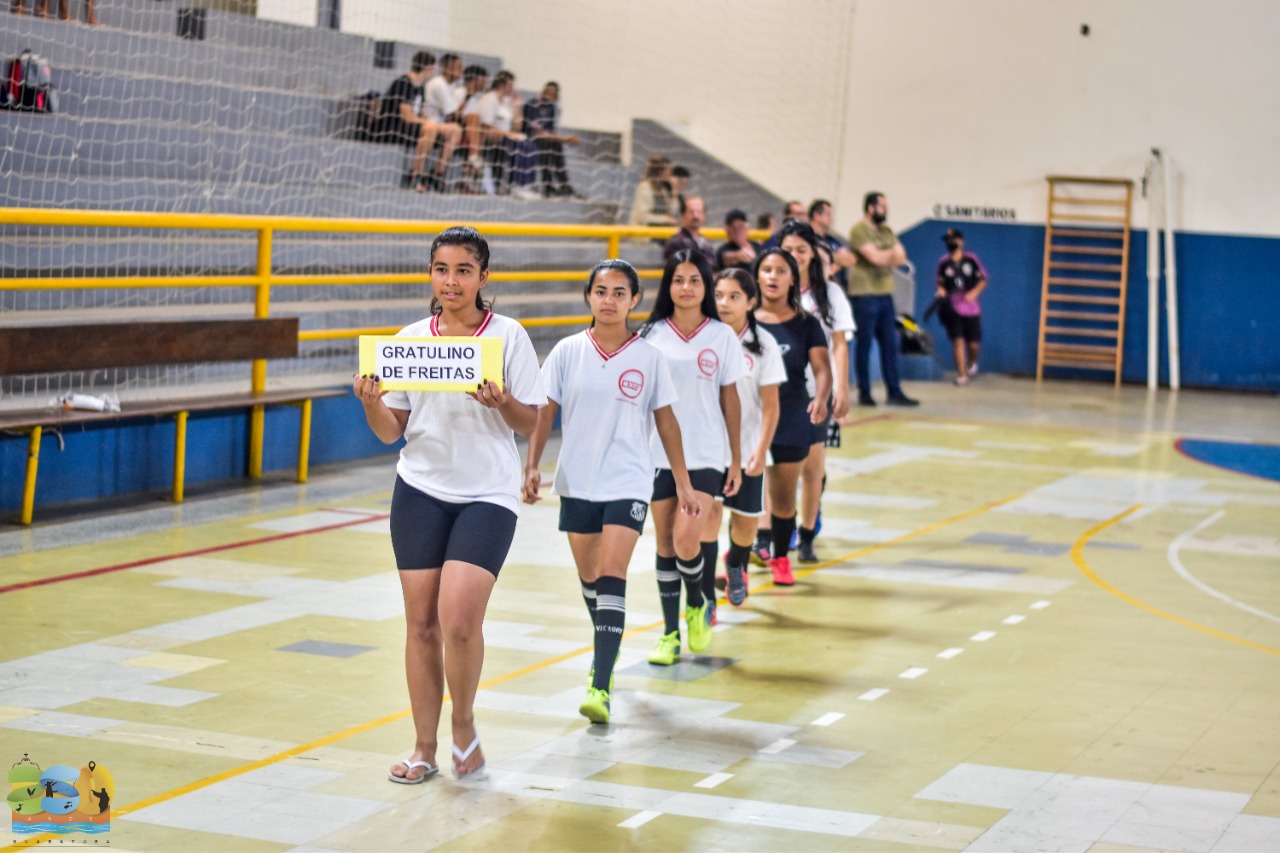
[430,310,493,337]
[586,328,640,362]
[664,316,711,343]
[736,323,750,340]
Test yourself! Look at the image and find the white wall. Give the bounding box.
[447,0,853,204]
[340,0,453,50]
[256,0,316,28]
[838,0,1280,237]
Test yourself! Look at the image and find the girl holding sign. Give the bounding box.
[522,259,699,724]
[640,249,744,666]
[355,226,546,783]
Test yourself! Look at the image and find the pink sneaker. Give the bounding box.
[770,556,795,586]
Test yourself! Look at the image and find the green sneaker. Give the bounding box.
[586,661,617,692]
[686,604,712,653]
[648,631,681,665]
[578,687,611,724]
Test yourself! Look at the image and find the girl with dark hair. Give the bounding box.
[710,268,785,606]
[522,260,697,724]
[750,248,831,586]
[640,249,744,665]
[780,224,853,564]
[356,226,546,783]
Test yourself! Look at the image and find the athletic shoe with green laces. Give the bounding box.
[648,631,681,665]
[686,604,712,652]
[578,687,611,724]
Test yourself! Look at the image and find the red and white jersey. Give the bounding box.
[644,316,745,471]
[735,324,787,457]
[384,311,547,513]
[542,329,678,503]
[801,279,854,396]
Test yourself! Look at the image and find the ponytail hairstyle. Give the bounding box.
[583,258,641,328]
[779,219,833,327]
[751,247,804,315]
[428,226,493,315]
[713,268,764,356]
[640,249,717,337]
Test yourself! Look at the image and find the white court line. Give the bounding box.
[1002,615,1026,625]
[694,772,734,789]
[759,738,796,755]
[812,712,845,727]
[899,667,928,679]
[937,648,964,659]
[1168,510,1280,624]
[858,688,889,701]
[1029,600,1051,610]
[618,810,662,828]
[971,631,996,642]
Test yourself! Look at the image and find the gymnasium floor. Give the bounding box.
[3,376,1278,853]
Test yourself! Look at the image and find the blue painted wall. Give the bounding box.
[1,395,400,518]
[899,220,1280,392]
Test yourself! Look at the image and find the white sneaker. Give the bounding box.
[967,362,979,377]
[512,186,540,201]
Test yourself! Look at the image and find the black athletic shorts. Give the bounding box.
[769,443,810,465]
[652,467,726,501]
[559,496,649,534]
[945,312,982,343]
[723,472,764,516]
[389,476,516,577]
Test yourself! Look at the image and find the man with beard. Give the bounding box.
[848,192,919,407]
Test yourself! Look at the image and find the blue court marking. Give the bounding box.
[1176,438,1280,483]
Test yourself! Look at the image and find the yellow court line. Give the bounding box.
[1072,505,1280,657]
[1,490,1019,851]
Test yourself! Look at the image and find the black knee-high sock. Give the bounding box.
[592,575,626,691]
[676,552,705,608]
[772,514,797,559]
[798,526,816,545]
[700,539,718,602]
[656,555,681,635]
[727,541,751,569]
[580,578,598,626]
[755,527,772,547]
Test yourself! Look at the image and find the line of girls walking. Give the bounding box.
[359,224,847,788]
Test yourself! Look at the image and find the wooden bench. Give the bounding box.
[0,319,348,524]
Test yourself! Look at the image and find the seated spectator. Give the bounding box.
[457,64,490,188]
[663,195,716,270]
[756,212,778,233]
[374,50,460,193]
[716,209,760,272]
[523,81,581,199]
[628,155,676,227]
[669,165,691,217]
[809,199,856,292]
[424,53,466,123]
[472,70,528,195]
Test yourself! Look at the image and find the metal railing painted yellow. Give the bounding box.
[1,207,766,484]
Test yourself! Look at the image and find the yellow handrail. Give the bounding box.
[2,207,770,475]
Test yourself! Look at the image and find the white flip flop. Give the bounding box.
[452,736,486,779]
[388,758,438,784]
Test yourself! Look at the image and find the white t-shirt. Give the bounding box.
[424,75,464,122]
[384,311,547,513]
[542,329,678,503]
[802,279,854,397]
[644,317,745,471]
[734,324,787,458]
[476,90,515,131]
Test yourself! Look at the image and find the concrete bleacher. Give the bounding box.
[0,1,775,377]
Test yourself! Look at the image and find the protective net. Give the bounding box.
[0,0,781,408]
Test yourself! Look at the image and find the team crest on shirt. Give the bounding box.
[744,352,755,372]
[697,348,719,376]
[630,502,647,523]
[618,369,644,399]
